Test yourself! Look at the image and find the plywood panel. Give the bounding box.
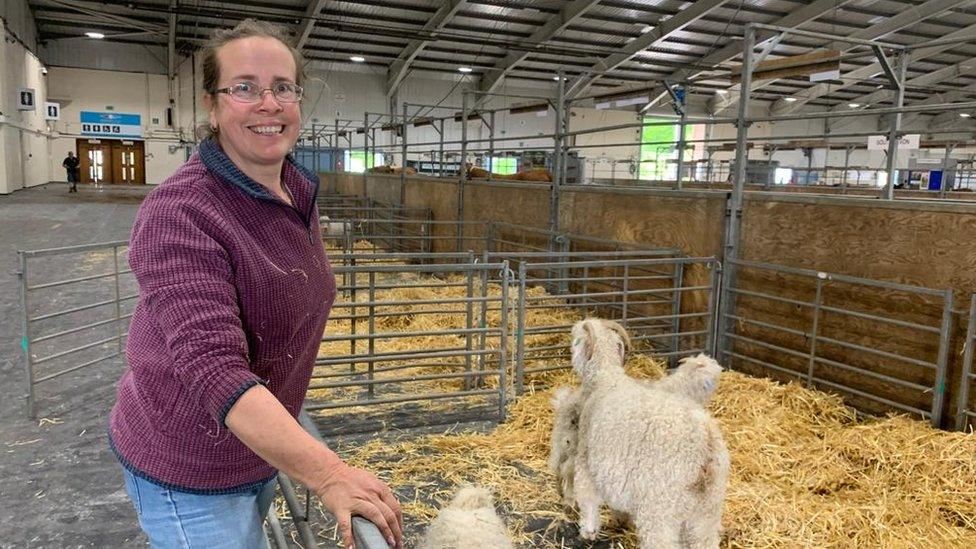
[560,188,727,258]
[734,197,976,425]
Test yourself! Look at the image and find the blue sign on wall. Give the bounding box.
[80,111,142,139]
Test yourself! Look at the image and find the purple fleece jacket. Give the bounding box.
[109,138,336,493]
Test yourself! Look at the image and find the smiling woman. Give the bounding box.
[108,19,403,549]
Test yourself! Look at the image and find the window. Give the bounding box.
[639,118,692,180]
[344,151,384,173]
[774,168,793,185]
[492,157,518,175]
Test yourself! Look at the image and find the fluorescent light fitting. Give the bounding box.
[783,97,798,102]
[715,89,728,94]
[640,25,653,34]
[349,55,365,62]
[85,32,105,39]
[960,112,972,118]
[848,103,861,108]
[458,67,473,73]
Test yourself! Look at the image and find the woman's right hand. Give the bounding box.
[312,462,403,549]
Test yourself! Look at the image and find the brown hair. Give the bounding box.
[197,18,306,140]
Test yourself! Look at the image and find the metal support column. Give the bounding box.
[941,143,955,197]
[400,103,408,204]
[717,25,755,363]
[438,119,445,177]
[362,111,370,188]
[842,145,854,193]
[883,53,908,200]
[457,91,469,252]
[550,74,565,241]
[488,110,496,175]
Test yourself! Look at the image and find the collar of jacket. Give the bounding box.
[198,137,320,225]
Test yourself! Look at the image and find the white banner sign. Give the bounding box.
[867,134,920,151]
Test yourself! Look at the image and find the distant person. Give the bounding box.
[61,151,80,193]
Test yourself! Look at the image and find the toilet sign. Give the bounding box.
[868,134,920,150]
[17,88,35,110]
[44,102,60,120]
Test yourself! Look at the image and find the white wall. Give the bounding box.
[45,67,186,185]
[0,19,49,194]
[41,41,167,75]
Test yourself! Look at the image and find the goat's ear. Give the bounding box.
[582,322,596,362]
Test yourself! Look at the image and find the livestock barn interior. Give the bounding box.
[3,0,976,547]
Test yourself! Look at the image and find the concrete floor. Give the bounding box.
[0,183,150,548]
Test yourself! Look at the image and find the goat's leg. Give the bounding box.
[636,515,682,549]
[573,464,602,541]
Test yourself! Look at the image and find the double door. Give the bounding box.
[77,139,146,185]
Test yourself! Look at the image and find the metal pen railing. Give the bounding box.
[720,259,953,427]
[18,241,135,418]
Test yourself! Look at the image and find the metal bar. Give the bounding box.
[31,316,122,343]
[113,246,124,355]
[321,326,495,342]
[458,91,468,253]
[722,314,808,337]
[19,253,35,418]
[812,356,932,393]
[33,352,120,384]
[330,295,498,308]
[308,369,501,390]
[806,277,823,387]
[28,298,119,322]
[884,53,908,200]
[956,294,976,430]
[515,262,527,396]
[931,290,954,427]
[670,262,684,363]
[815,335,937,369]
[32,335,119,365]
[499,262,510,420]
[367,271,376,399]
[27,270,123,291]
[304,389,499,410]
[265,508,289,549]
[465,252,474,390]
[314,348,500,366]
[19,240,128,257]
[277,474,319,549]
[731,259,947,296]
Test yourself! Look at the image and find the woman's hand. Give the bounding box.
[312,463,403,549]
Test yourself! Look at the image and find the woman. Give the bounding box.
[108,19,402,549]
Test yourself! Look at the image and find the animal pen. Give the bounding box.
[15,21,976,549]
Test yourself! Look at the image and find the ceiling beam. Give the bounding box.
[881,80,976,129]
[385,0,467,98]
[574,0,856,111]
[769,0,976,115]
[44,0,167,34]
[476,0,601,99]
[295,0,332,51]
[564,0,729,99]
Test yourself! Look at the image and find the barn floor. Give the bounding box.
[0,183,148,547]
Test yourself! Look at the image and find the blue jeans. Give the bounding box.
[122,468,277,548]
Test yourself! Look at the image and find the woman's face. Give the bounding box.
[206,36,301,171]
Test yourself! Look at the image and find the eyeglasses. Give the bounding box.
[213,81,304,103]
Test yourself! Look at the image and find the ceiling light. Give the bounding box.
[85,32,105,39]
[349,55,365,62]
[783,97,797,102]
[640,25,653,34]
[960,112,972,118]
[715,89,728,94]
[458,67,473,73]
[848,103,861,108]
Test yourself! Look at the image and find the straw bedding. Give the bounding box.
[288,255,975,547]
